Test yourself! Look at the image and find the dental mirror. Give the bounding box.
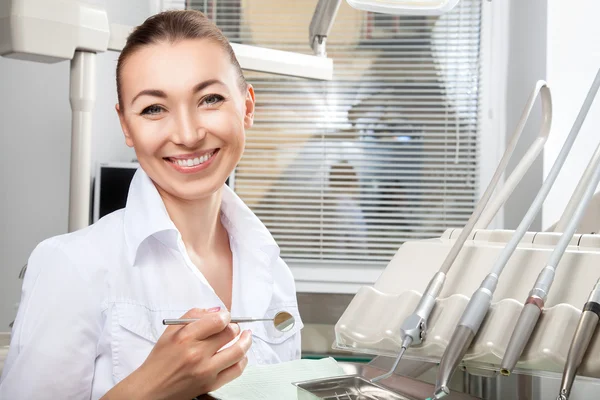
[272,311,295,332]
[163,311,296,332]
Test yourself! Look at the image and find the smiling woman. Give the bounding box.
[116,33,253,204]
[0,10,302,400]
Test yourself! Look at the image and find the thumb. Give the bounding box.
[184,306,222,319]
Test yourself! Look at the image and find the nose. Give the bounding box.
[172,108,206,148]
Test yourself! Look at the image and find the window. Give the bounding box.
[163,0,482,282]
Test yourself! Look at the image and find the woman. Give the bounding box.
[0,10,302,400]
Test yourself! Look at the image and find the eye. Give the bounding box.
[202,94,225,107]
[141,105,164,115]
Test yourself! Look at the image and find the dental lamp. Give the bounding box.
[0,0,333,233]
[308,0,461,56]
[346,0,461,15]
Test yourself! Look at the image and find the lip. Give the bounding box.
[165,148,220,174]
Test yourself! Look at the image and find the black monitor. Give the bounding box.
[93,162,139,222]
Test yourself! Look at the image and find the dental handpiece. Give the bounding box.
[432,70,600,400]
[501,132,600,376]
[432,274,497,400]
[557,279,600,400]
[382,82,551,382]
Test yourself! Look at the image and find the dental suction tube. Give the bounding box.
[501,132,600,376]
[370,82,552,384]
[432,69,600,400]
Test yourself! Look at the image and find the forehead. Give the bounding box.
[120,39,236,98]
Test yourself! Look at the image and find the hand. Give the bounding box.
[102,307,251,400]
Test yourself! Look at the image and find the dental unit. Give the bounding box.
[500,69,600,377]
[431,69,600,400]
[369,80,553,383]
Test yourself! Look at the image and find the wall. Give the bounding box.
[502,0,547,231]
[542,0,600,230]
[501,0,600,233]
[0,0,153,330]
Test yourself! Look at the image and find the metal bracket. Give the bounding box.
[309,0,342,56]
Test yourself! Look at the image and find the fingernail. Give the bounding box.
[231,323,240,335]
[207,307,221,313]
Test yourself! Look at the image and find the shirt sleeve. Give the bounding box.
[0,238,103,399]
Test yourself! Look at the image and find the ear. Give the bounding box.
[243,84,255,129]
[116,103,134,148]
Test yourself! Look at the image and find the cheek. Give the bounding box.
[227,119,246,161]
[203,111,246,149]
[129,119,170,155]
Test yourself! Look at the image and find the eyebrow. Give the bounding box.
[130,79,226,106]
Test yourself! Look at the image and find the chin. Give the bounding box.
[165,178,226,201]
[142,154,235,201]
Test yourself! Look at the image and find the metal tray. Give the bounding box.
[295,375,414,400]
[200,361,479,400]
[292,361,479,400]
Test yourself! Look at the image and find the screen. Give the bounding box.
[97,166,137,220]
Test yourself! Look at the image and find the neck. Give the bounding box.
[158,187,225,255]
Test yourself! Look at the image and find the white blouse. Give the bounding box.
[0,168,303,399]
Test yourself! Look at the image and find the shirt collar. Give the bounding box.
[123,168,280,267]
[220,183,280,270]
[123,169,178,265]
[220,184,280,317]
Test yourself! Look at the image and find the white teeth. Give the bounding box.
[172,151,214,168]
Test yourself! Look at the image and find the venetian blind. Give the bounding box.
[162,0,482,267]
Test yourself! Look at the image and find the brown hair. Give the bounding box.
[116,10,247,107]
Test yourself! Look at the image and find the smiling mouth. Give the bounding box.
[165,149,219,167]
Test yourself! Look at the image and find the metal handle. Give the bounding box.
[163,317,272,325]
[558,309,600,400]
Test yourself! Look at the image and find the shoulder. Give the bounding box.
[26,210,126,282]
[270,256,300,313]
[6,216,124,377]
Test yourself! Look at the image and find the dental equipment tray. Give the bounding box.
[294,376,411,400]
[334,228,600,380]
[292,361,478,400]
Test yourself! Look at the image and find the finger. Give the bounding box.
[210,329,252,372]
[205,323,241,355]
[164,307,221,335]
[175,310,231,343]
[207,356,249,393]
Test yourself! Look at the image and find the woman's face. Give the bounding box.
[116,39,254,201]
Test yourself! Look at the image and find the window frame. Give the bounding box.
[289,0,508,293]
